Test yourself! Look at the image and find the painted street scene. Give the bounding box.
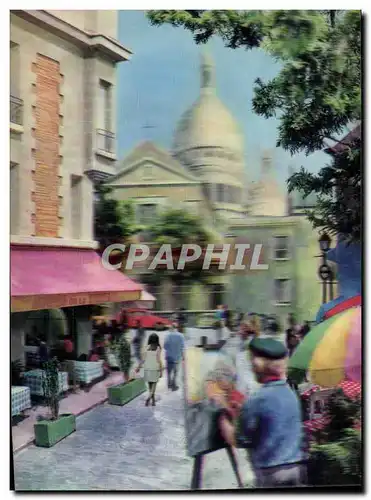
[11,10,362,492]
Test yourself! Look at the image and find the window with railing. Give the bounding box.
[96,129,115,154]
[10,95,23,126]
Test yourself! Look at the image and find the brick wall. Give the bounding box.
[32,54,62,237]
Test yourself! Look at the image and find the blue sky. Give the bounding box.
[117,10,329,184]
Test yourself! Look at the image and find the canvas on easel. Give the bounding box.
[183,345,245,488]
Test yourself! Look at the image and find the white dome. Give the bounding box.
[172,52,244,158]
[173,93,244,156]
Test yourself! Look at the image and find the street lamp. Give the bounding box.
[318,232,334,304]
[319,233,332,253]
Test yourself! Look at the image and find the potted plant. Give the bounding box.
[107,332,145,405]
[34,358,76,447]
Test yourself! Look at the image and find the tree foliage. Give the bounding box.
[150,208,210,246]
[94,183,141,251]
[149,208,215,284]
[147,10,361,242]
[288,137,361,243]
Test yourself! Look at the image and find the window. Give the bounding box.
[99,80,112,131]
[203,183,211,200]
[71,175,82,239]
[137,204,157,225]
[10,42,22,126]
[10,162,19,235]
[10,42,20,97]
[142,165,154,180]
[217,184,224,203]
[96,80,114,154]
[274,279,291,304]
[273,236,290,259]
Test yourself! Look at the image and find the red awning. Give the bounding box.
[323,295,362,320]
[11,246,142,312]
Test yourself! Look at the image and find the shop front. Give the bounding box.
[11,244,143,373]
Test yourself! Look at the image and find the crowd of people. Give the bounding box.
[26,306,317,487]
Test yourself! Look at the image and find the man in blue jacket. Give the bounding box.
[164,322,185,391]
[218,337,306,488]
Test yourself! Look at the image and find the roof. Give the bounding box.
[324,124,361,155]
[110,141,200,183]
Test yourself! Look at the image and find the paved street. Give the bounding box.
[13,328,262,491]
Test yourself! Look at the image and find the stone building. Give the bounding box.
[106,51,323,321]
[10,10,141,362]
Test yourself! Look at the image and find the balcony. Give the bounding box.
[95,129,116,161]
[10,95,24,133]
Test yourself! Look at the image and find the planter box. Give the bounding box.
[34,414,76,448]
[108,378,146,406]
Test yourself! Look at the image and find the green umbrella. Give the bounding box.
[288,311,348,384]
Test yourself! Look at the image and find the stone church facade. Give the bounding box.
[105,52,323,322]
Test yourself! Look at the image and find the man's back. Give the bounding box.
[164,330,185,362]
[239,381,303,469]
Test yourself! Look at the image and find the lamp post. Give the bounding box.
[318,233,334,304]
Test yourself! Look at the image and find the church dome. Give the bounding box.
[172,52,244,159]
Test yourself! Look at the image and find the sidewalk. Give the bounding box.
[12,328,177,453]
[12,371,125,453]
[14,353,254,491]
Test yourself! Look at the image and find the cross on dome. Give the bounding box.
[201,48,215,93]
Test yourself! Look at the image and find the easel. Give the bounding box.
[190,446,243,490]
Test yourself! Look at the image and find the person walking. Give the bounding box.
[164,322,185,391]
[177,307,187,335]
[214,305,224,343]
[38,335,49,368]
[136,333,163,406]
[224,305,232,331]
[236,309,244,329]
[249,314,261,338]
[132,320,145,362]
[286,314,301,357]
[218,337,306,488]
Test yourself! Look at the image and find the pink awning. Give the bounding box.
[11,246,142,312]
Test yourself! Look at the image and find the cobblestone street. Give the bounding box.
[14,329,255,491]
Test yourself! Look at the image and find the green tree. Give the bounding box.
[94,183,141,251]
[147,10,361,242]
[149,208,216,284]
[151,208,210,246]
[288,137,361,242]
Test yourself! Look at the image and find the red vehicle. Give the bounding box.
[118,308,172,331]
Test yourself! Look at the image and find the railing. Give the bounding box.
[96,129,115,155]
[10,95,23,126]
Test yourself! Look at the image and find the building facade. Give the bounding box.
[105,50,322,320]
[10,10,138,361]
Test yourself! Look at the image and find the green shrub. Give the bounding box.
[113,334,132,380]
[309,429,362,486]
[308,390,362,486]
[42,358,61,420]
